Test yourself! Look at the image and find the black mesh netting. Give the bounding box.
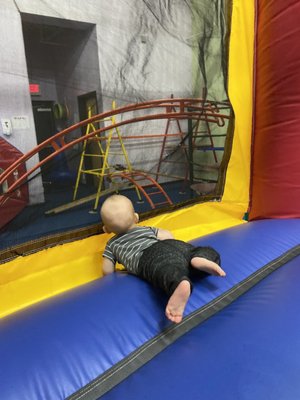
[0,1,233,260]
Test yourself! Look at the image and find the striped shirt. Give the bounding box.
[103,226,159,274]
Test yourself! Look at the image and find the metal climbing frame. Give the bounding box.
[188,98,230,193]
[73,101,141,210]
[0,98,232,211]
[191,101,225,163]
[155,92,229,194]
[155,95,190,185]
[73,106,106,201]
[114,171,172,209]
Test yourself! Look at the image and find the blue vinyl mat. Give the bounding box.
[0,219,300,399]
[101,254,300,400]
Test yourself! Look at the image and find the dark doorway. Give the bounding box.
[32,100,56,144]
[32,100,57,182]
[78,91,99,127]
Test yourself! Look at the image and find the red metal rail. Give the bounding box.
[0,98,231,205]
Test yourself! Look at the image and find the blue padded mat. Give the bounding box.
[0,219,300,399]
[102,254,300,400]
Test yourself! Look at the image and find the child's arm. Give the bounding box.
[102,257,115,275]
[156,228,174,240]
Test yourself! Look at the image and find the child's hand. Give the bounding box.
[157,228,174,240]
[102,258,115,275]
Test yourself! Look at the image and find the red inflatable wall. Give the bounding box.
[0,138,28,229]
[249,0,300,219]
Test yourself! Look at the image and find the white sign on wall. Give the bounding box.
[11,116,30,130]
[1,119,12,135]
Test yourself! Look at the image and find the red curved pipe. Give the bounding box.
[0,98,231,205]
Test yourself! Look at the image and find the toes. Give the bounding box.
[165,310,183,324]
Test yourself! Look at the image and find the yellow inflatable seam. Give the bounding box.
[0,200,247,319]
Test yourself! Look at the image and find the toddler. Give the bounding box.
[101,194,225,323]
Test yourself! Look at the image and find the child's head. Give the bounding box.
[100,195,139,234]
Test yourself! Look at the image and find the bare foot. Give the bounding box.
[191,257,226,277]
[165,280,191,324]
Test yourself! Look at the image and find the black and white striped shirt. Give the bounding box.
[103,226,159,274]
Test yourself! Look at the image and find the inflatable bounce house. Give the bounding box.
[0,1,300,399]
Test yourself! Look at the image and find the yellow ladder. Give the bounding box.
[73,101,141,210]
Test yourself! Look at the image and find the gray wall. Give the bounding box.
[0,0,228,199]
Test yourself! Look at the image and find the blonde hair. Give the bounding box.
[100,195,137,234]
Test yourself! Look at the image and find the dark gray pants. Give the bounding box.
[137,239,221,296]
